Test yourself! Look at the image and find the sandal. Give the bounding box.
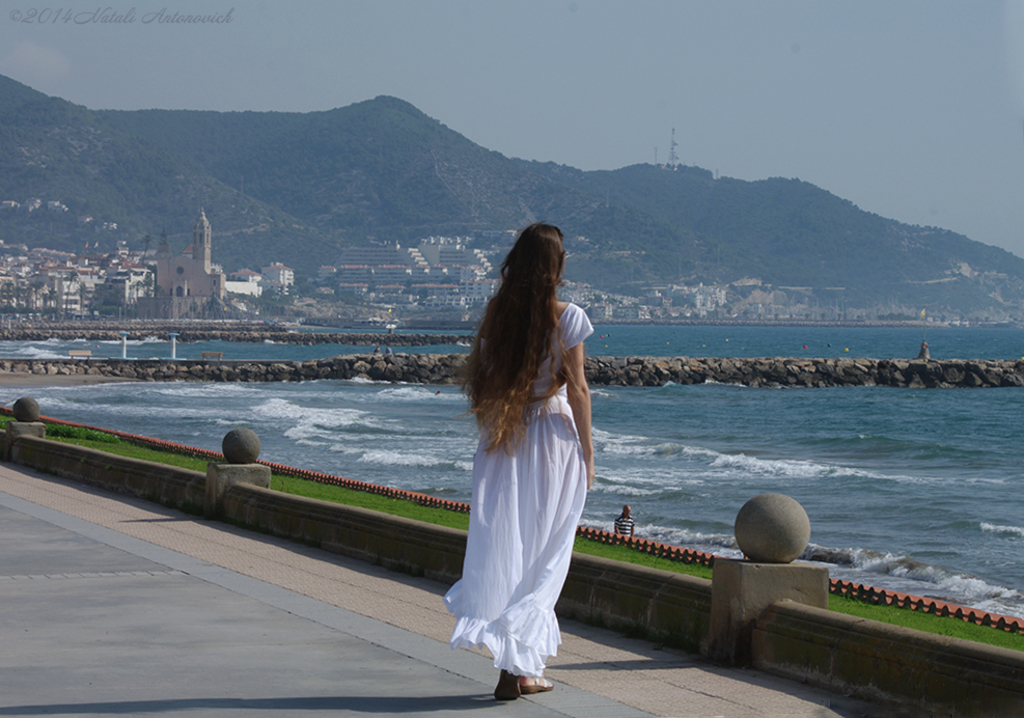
[518,676,554,695]
[494,670,521,700]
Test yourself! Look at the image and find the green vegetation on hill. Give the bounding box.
[524,160,1024,309]
[0,75,337,274]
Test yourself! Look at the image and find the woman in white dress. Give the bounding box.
[444,222,595,701]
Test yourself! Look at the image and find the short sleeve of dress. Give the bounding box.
[559,303,594,350]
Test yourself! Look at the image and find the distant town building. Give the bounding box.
[338,244,427,267]
[337,283,369,296]
[225,269,263,297]
[261,262,294,290]
[416,236,493,274]
[461,279,498,303]
[143,209,226,318]
[156,209,226,301]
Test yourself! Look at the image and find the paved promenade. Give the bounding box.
[0,463,908,718]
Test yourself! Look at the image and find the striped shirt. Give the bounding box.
[614,515,635,535]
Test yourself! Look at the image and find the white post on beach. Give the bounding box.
[120,331,128,359]
[169,332,179,360]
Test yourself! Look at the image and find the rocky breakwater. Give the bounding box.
[1,354,1023,388]
[0,327,464,346]
[0,354,468,384]
[586,356,1024,388]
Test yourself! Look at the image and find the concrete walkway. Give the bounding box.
[0,463,908,718]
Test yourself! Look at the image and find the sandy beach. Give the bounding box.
[0,374,138,388]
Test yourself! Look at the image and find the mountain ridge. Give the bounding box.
[1,74,1022,318]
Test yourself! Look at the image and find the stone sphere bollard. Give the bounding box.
[734,493,810,563]
[222,428,261,464]
[12,397,40,423]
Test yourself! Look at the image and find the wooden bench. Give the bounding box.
[68,350,92,358]
[200,352,223,361]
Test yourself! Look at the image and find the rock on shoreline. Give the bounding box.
[1,355,1022,389]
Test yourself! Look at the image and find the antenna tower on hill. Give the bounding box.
[668,127,679,167]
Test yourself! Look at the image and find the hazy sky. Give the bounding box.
[2,1,1024,258]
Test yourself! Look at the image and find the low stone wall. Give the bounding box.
[559,552,713,654]
[225,484,469,584]
[3,354,1024,388]
[753,601,1024,717]
[6,432,1024,715]
[11,434,205,512]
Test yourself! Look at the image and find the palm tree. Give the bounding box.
[29,281,44,312]
[45,287,57,318]
[139,271,155,299]
[0,279,14,309]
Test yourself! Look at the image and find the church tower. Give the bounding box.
[193,208,212,272]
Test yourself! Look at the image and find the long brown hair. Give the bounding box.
[463,223,568,452]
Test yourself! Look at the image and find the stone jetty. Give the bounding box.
[2,354,1022,388]
[0,328,464,347]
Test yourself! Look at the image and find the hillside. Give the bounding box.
[0,75,339,274]
[2,73,1024,317]
[523,161,1024,311]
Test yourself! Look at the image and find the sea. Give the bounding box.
[2,323,1023,619]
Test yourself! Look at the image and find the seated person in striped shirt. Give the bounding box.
[614,504,635,537]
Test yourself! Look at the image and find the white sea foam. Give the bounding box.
[708,452,830,479]
[596,460,705,487]
[596,430,900,485]
[270,406,386,440]
[10,346,65,359]
[327,442,363,456]
[981,523,1024,538]
[372,385,463,403]
[97,338,152,346]
[799,542,1024,616]
[590,483,665,497]
[149,382,259,399]
[356,449,450,468]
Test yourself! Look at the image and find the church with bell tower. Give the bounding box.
[146,209,226,317]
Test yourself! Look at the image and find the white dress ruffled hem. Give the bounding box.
[444,304,593,677]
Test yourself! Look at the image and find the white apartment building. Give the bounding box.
[460,279,498,303]
[374,265,413,284]
[261,263,294,288]
[338,244,427,268]
[339,265,373,283]
[226,269,264,298]
[416,237,493,274]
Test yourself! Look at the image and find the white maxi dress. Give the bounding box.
[444,303,594,677]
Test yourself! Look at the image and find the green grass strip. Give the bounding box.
[20,420,1024,653]
[572,536,714,581]
[829,593,1024,652]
